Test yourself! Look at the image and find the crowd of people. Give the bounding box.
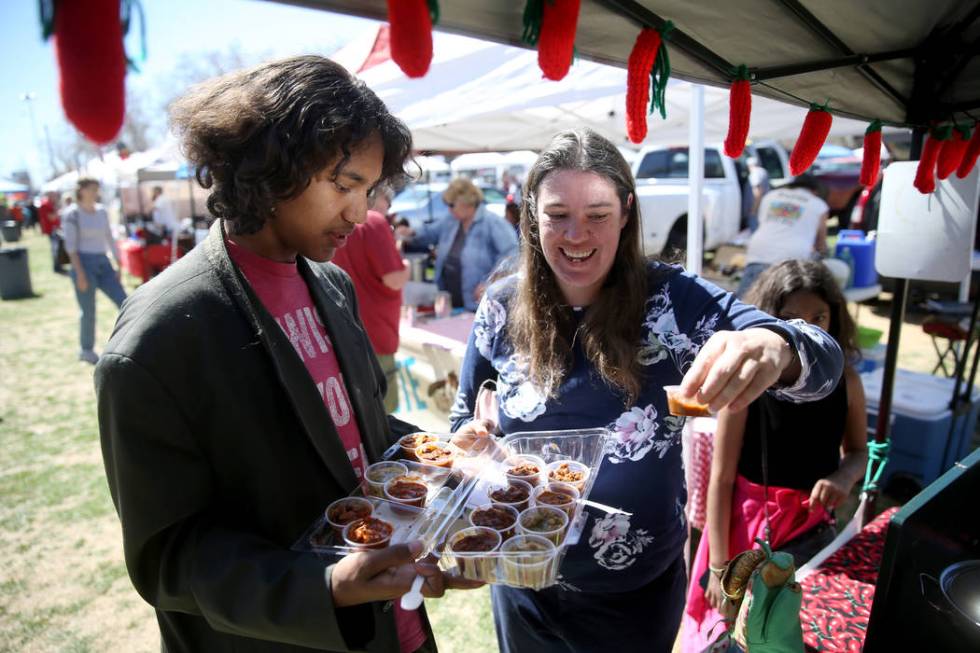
[0,53,868,653]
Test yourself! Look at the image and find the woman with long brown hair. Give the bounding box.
[450,129,844,652]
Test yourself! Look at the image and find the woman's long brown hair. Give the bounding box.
[509,129,648,404]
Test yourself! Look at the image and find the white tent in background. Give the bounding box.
[0,178,30,193]
[334,25,874,152]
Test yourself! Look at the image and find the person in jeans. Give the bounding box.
[63,177,126,364]
[398,178,517,310]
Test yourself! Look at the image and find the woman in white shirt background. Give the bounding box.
[736,174,829,298]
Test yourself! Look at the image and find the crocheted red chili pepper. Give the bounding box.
[789,103,833,176]
[723,65,752,158]
[387,0,439,78]
[914,125,952,194]
[955,122,980,179]
[625,23,673,144]
[859,120,883,188]
[53,0,126,144]
[526,0,581,81]
[937,125,971,180]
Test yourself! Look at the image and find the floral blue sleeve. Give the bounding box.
[662,268,844,402]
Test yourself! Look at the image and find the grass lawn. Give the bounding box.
[0,230,495,652]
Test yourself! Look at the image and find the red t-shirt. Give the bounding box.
[227,240,425,653]
[331,211,404,356]
[39,199,59,235]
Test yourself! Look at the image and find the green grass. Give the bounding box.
[0,231,497,652]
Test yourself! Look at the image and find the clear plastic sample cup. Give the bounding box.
[531,481,580,519]
[384,475,429,515]
[504,454,547,487]
[500,534,558,588]
[414,441,456,469]
[398,433,438,461]
[342,517,393,550]
[663,385,712,417]
[545,460,590,494]
[448,526,502,581]
[517,505,569,546]
[469,503,520,541]
[488,478,533,513]
[363,461,409,498]
[325,496,374,537]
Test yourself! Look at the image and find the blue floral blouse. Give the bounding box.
[449,261,843,593]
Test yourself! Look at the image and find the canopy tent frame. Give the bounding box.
[270,0,980,525]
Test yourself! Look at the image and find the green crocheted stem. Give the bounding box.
[731,64,750,82]
[38,0,55,40]
[648,22,673,120]
[862,441,890,494]
[522,0,545,45]
[809,101,831,113]
[955,123,973,139]
[931,124,954,140]
[427,0,440,24]
[866,119,883,134]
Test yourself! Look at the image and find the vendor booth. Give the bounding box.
[280,1,980,650]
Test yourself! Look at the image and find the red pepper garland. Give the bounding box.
[789,103,833,176]
[914,125,952,194]
[624,23,673,144]
[955,122,980,179]
[387,0,439,78]
[937,125,971,180]
[523,0,581,81]
[859,120,883,188]
[723,65,752,158]
[52,0,127,144]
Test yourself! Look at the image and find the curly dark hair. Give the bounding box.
[744,259,860,361]
[169,55,412,235]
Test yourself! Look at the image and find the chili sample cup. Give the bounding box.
[342,517,393,550]
[468,503,520,541]
[544,460,590,494]
[517,505,569,546]
[488,478,533,513]
[325,496,374,537]
[383,475,429,515]
[500,533,558,588]
[398,432,438,461]
[504,454,547,488]
[448,526,502,581]
[663,385,712,417]
[531,481,580,519]
[363,461,409,498]
[414,441,456,469]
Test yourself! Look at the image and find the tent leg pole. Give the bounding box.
[863,279,908,525]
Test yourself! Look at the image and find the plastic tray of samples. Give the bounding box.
[293,432,484,557]
[436,428,609,590]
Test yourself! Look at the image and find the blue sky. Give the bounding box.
[0,0,378,183]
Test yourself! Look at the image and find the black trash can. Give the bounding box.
[1,220,22,243]
[0,247,33,300]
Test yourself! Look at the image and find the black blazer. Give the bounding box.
[96,221,424,652]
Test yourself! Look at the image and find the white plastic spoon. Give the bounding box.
[400,574,426,611]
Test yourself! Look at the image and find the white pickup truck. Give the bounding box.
[631,141,791,255]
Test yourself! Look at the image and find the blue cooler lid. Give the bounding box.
[861,368,978,420]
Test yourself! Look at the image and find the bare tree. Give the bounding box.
[119,87,157,152]
[160,44,271,109]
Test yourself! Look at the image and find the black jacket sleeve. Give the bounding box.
[96,353,363,651]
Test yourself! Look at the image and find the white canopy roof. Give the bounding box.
[335,25,876,152]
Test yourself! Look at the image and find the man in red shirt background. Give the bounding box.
[332,189,409,412]
[38,192,66,274]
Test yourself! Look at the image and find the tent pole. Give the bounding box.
[861,128,924,526]
[686,84,704,275]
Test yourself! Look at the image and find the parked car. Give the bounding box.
[629,141,790,255]
[389,182,508,230]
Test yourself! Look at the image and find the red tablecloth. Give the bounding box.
[117,240,181,282]
[799,507,899,652]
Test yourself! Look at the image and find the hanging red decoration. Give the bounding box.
[387,0,439,78]
[624,23,674,144]
[723,65,752,158]
[955,122,980,179]
[523,0,581,81]
[859,120,883,188]
[53,0,126,144]
[914,125,952,194]
[937,125,971,180]
[788,103,833,176]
